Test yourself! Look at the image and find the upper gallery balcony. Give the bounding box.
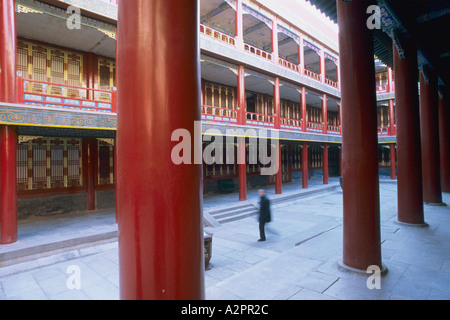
[200,0,340,91]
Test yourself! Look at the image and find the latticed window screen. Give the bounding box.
[17,40,84,96]
[17,138,83,191]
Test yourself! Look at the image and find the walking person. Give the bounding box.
[257,189,271,241]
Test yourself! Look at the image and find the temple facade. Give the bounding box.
[0,0,401,245]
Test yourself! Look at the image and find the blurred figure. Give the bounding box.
[257,189,271,241]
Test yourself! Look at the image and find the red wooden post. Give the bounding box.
[299,34,305,75]
[419,70,442,204]
[238,65,246,125]
[394,38,425,225]
[322,94,327,134]
[274,77,281,129]
[84,138,97,211]
[323,144,328,185]
[0,0,18,245]
[301,87,307,132]
[117,0,204,299]
[337,0,383,272]
[238,137,247,201]
[389,99,395,136]
[275,142,282,194]
[302,142,308,189]
[235,0,244,51]
[439,93,450,192]
[0,125,17,245]
[390,144,396,180]
[0,0,17,103]
[271,18,279,64]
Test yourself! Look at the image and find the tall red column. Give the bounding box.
[0,125,17,245]
[337,0,383,272]
[238,65,246,125]
[439,93,450,192]
[302,142,308,189]
[117,0,204,300]
[83,138,97,211]
[322,94,327,134]
[275,142,282,194]
[0,0,18,245]
[323,144,328,185]
[274,77,282,194]
[0,0,17,103]
[394,38,425,225]
[235,0,244,51]
[389,99,395,136]
[301,87,307,132]
[419,70,442,204]
[238,137,247,201]
[390,144,396,180]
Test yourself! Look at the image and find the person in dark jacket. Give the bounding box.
[257,189,271,241]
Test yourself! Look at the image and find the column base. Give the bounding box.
[337,261,388,276]
[424,201,447,206]
[394,220,429,228]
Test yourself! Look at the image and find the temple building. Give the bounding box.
[1,0,449,299]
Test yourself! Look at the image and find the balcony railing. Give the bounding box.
[201,105,238,123]
[22,79,116,113]
[246,111,275,127]
[244,43,272,61]
[304,69,321,82]
[278,58,299,72]
[200,24,236,47]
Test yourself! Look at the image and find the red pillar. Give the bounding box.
[323,144,328,185]
[302,142,308,189]
[337,0,383,272]
[439,93,450,192]
[390,143,396,180]
[117,0,204,300]
[235,0,244,51]
[0,125,17,245]
[394,38,425,224]
[271,18,279,64]
[238,137,247,201]
[83,138,97,211]
[420,70,442,204]
[238,65,246,125]
[389,100,395,136]
[85,52,97,100]
[301,87,307,132]
[0,0,18,245]
[0,0,17,103]
[275,143,282,194]
[274,77,282,194]
[322,94,327,134]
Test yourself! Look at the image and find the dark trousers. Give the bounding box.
[259,222,266,240]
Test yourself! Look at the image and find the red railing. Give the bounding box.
[278,58,299,72]
[246,112,275,127]
[244,43,272,61]
[325,78,338,89]
[378,125,396,136]
[327,124,341,135]
[201,105,238,123]
[199,24,340,88]
[304,68,321,82]
[22,79,116,113]
[306,121,323,133]
[280,117,303,130]
[200,24,236,47]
